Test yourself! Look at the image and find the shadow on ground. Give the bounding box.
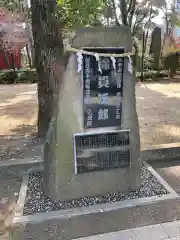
[0,124,43,162]
[150,159,180,194]
[0,90,37,120]
[0,177,22,239]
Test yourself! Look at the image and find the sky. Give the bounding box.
[153,11,165,25]
[137,0,173,25]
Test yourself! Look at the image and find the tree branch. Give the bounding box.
[144,4,153,51]
[128,0,133,13]
[128,0,136,27]
[119,0,128,26]
[112,0,120,26]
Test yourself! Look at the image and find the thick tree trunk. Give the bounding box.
[31,0,64,139]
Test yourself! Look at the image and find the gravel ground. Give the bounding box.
[23,166,168,215]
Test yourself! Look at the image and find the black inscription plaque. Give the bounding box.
[83,48,125,129]
[73,130,131,174]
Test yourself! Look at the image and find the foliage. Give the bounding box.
[135,48,156,71]
[143,53,156,70]
[136,70,168,80]
[0,69,37,83]
[0,2,32,69]
[149,27,161,70]
[57,0,105,28]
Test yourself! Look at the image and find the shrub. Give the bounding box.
[136,70,168,81]
[0,69,37,84]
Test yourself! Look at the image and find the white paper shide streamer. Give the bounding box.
[94,53,102,73]
[76,52,83,73]
[128,56,133,74]
[110,56,116,69]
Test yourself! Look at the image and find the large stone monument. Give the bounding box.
[44,26,141,201]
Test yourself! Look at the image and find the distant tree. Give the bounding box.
[109,0,163,72]
[57,0,104,28]
[149,27,161,70]
[0,2,32,69]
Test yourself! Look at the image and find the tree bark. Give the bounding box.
[25,45,32,69]
[140,31,145,82]
[119,0,128,26]
[31,0,64,139]
[112,0,120,26]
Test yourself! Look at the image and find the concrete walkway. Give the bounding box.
[76,220,180,240]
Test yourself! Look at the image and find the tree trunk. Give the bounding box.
[140,31,145,82]
[2,50,10,68]
[149,27,161,70]
[31,0,64,139]
[119,0,128,26]
[25,45,32,69]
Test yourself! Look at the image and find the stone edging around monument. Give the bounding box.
[0,157,43,179]
[13,162,179,225]
[141,146,180,163]
[1,145,180,179]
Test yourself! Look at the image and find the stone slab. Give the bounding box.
[132,224,168,240]
[141,147,180,163]
[71,27,132,52]
[162,220,180,238]
[75,225,169,240]
[11,198,180,240]
[43,49,141,200]
[75,221,180,240]
[74,229,136,240]
[11,164,179,240]
[168,237,180,240]
[0,158,43,179]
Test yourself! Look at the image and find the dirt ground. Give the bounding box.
[137,78,180,150]
[0,84,43,162]
[1,80,180,162]
[0,84,39,239]
[0,177,21,240]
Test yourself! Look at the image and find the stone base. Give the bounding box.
[11,164,179,240]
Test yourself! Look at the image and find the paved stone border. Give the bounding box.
[1,146,180,179]
[141,146,180,163]
[144,162,179,195]
[13,163,179,224]
[0,158,43,179]
[74,220,180,240]
[1,145,180,180]
[14,173,29,218]
[11,164,180,239]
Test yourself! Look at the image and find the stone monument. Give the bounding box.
[44,26,141,201]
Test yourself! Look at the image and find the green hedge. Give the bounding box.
[0,69,170,84]
[0,69,37,84]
